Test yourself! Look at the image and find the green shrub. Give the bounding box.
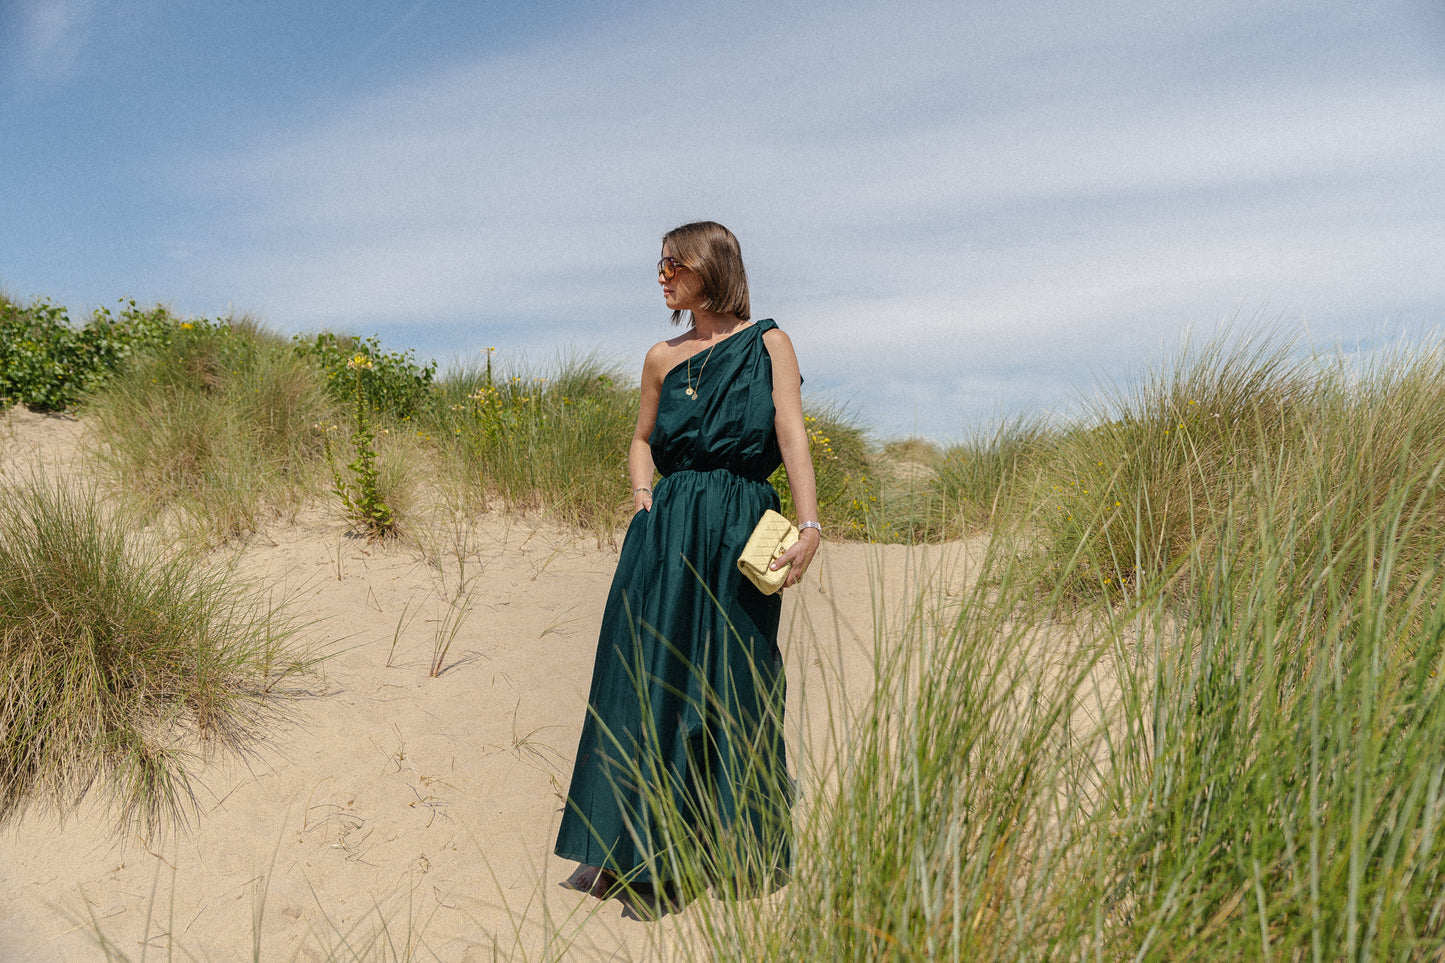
[293,331,436,419]
[0,297,179,411]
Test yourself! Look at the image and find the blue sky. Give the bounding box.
[3,1,1443,441]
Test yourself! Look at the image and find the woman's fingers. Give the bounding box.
[771,540,818,588]
[771,545,809,570]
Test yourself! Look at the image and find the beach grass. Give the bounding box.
[0,473,310,839]
[85,316,334,544]
[550,334,1445,962]
[418,351,896,542]
[524,330,1445,960]
[1023,332,1445,608]
[1086,464,1445,959]
[48,303,896,543]
[931,411,1056,534]
[648,536,1104,961]
[20,299,1445,957]
[417,350,644,537]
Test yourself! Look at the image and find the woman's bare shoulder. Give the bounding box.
[641,338,682,383]
[646,332,699,367]
[645,338,681,362]
[761,325,797,359]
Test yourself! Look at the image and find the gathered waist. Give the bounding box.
[658,466,775,487]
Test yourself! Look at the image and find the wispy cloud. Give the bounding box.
[349,0,431,70]
[94,1,1445,436]
[7,0,97,85]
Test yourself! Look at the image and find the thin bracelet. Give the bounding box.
[633,487,652,496]
[799,521,823,537]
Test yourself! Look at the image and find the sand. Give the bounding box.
[0,407,979,961]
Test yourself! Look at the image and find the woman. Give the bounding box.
[553,221,821,913]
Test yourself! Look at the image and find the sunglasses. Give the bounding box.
[657,256,687,280]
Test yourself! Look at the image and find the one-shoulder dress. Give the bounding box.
[553,318,792,889]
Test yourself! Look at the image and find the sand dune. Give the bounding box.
[0,407,977,961]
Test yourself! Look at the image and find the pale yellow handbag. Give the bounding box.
[737,509,799,595]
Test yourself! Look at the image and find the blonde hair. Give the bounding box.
[662,221,751,327]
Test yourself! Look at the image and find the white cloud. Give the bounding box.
[9,0,96,84]
[148,0,1444,439]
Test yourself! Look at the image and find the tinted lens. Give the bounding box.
[658,257,678,280]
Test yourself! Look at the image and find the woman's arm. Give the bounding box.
[630,343,667,512]
[763,327,821,588]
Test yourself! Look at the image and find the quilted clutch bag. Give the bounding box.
[737,509,799,595]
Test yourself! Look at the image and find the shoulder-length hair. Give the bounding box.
[662,221,751,327]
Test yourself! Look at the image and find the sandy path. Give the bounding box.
[0,407,982,961]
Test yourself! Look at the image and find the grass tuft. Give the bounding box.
[933,411,1055,534]
[419,351,639,536]
[86,317,333,543]
[0,473,309,838]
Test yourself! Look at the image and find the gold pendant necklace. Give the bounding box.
[685,340,718,399]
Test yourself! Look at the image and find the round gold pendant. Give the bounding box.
[685,387,696,398]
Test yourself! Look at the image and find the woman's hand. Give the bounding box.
[772,526,820,589]
[634,491,653,513]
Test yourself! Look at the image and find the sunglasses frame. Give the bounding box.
[657,256,687,280]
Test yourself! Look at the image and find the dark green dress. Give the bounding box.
[553,319,792,889]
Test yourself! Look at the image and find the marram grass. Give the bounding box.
[676,537,1109,962]
[0,473,309,838]
[933,411,1055,534]
[1082,465,1445,959]
[86,316,334,544]
[419,351,642,536]
[636,333,1445,960]
[62,326,1445,959]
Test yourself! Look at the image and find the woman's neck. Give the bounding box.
[691,310,749,343]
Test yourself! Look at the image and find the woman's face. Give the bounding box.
[659,243,704,313]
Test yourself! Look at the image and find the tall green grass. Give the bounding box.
[1025,333,1308,599]
[418,351,640,534]
[1025,334,1445,606]
[933,412,1055,534]
[420,352,892,540]
[654,333,1445,961]
[678,540,1106,961]
[13,295,895,542]
[1091,465,1445,959]
[0,474,309,838]
[87,317,334,543]
[73,329,1445,959]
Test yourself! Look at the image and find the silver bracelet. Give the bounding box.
[633,487,652,496]
[799,521,823,537]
